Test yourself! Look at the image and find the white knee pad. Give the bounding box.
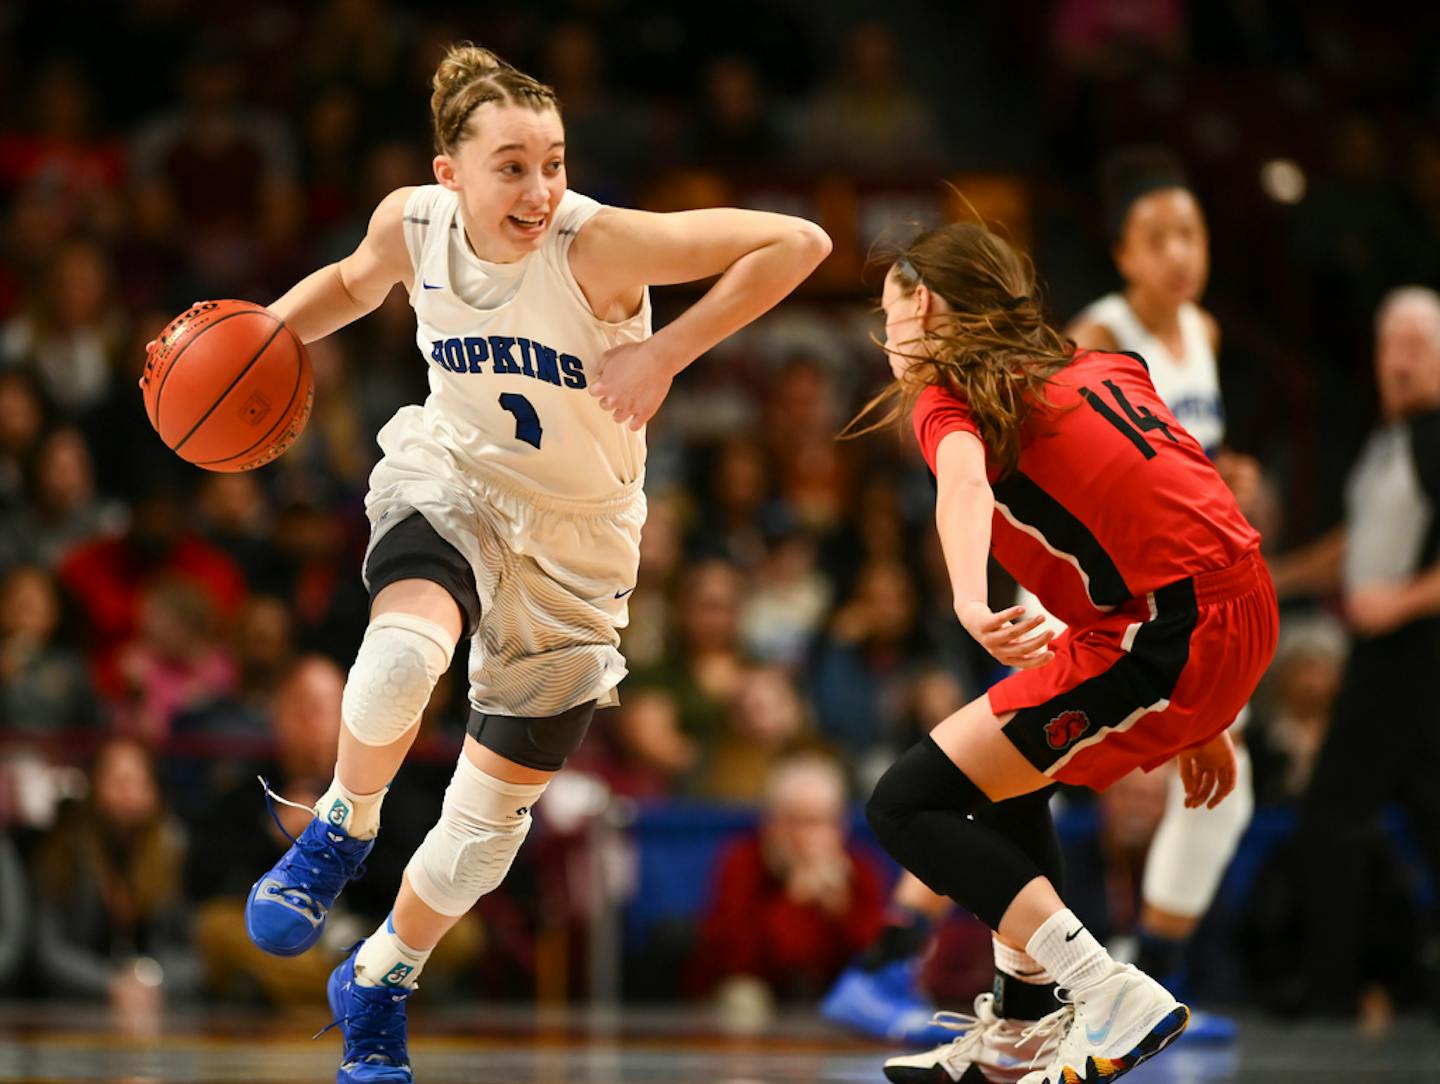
[405,754,549,917]
[341,613,456,747]
[1142,745,1254,917]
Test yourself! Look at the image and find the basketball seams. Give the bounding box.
[171,315,286,454]
[194,334,307,467]
[151,309,255,430]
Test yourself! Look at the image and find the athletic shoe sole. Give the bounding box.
[1048,1005,1190,1084]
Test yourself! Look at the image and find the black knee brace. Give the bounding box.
[867,738,1053,930]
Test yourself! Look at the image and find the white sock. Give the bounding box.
[314,776,387,840]
[993,935,1054,984]
[354,914,430,989]
[1025,909,1112,994]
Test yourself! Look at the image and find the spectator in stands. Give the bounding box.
[130,38,300,293]
[619,492,684,670]
[630,557,751,760]
[31,737,198,1020]
[79,309,176,502]
[688,437,774,571]
[1060,769,1170,948]
[1248,614,1347,804]
[1,238,126,417]
[115,576,237,745]
[810,557,925,757]
[267,497,370,664]
[0,370,49,508]
[740,525,831,668]
[0,830,28,994]
[696,666,826,802]
[0,59,125,239]
[797,21,945,172]
[766,356,852,533]
[0,563,100,736]
[193,473,283,594]
[687,753,886,1007]
[57,485,245,701]
[1272,286,1440,1017]
[275,335,371,494]
[685,55,786,172]
[538,21,648,197]
[0,426,125,568]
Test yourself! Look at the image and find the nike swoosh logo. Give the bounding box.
[422,281,443,290]
[614,586,636,599]
[1064,926,1084,942]
[1085,981,1133,1044]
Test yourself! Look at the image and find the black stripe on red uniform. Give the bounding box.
[1001,578,1198,774]
[991,472,1132,608]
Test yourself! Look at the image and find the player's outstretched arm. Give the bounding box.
[572,207,831,429]
[268,187,416,344]
[935,430,1054,670]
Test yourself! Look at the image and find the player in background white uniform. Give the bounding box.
[237,44,830,1084]
[1068,151,1260,1027]
[829,151,1262,1082]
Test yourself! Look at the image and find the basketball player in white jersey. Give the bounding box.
[239,44,830,1084]
[833,152,1261,1082]
[1068,151,1258,1033]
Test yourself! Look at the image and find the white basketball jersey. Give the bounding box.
[1077,293,1225,456]
[399,185,650,500]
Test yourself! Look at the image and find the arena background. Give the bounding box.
[0,0,1437,1051]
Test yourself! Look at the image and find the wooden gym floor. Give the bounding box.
[1,1002,1435,1083]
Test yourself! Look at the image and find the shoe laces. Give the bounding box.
[258,777,367,901]
[924,1007,991,1069]
[317,983,411,1068]
[1018,990,1076,1069]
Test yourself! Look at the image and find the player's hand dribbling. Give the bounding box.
[1178,729,1237,809]
[957,601,1054,669]
[589,339,678,430]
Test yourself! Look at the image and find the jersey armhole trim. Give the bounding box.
[555,203,651,331]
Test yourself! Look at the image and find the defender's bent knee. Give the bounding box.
[342,613,457,747]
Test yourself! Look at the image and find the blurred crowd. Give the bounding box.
[0,0,1438,1032]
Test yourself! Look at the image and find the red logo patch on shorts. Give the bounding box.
[1044,709,1091,750]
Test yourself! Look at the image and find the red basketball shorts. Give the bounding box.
[988,550,1278,791]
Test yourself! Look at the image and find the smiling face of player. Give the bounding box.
[436,102,568,264]
[1113,187,1209,311]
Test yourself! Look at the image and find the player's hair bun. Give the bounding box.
[429,42,559,153]
[431,42,505,100]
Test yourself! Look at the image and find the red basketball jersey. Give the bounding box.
[913,350,1259,629]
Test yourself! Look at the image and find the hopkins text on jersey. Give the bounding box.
[429,335,588,389]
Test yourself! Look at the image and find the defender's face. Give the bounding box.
[881,265,925,379]
[438,103,567,263]
[1114,188,1209,306]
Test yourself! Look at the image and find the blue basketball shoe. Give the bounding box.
[324,944,414,1084]
[821,959,957,1046]
[245,781,373,956]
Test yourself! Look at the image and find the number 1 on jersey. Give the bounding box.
[499,393,543,449]
[1080,380,1179,459]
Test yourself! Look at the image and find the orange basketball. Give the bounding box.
[140,300,313,472]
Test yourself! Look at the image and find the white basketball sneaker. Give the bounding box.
[1015,962,1188,1084]
[883,993,1060,1084]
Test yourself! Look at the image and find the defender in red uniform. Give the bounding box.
[858,222,1277,1084]
[913,348,1272,791]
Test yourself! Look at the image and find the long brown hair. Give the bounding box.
[430,43,560,155]
[846,222,1074,474]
